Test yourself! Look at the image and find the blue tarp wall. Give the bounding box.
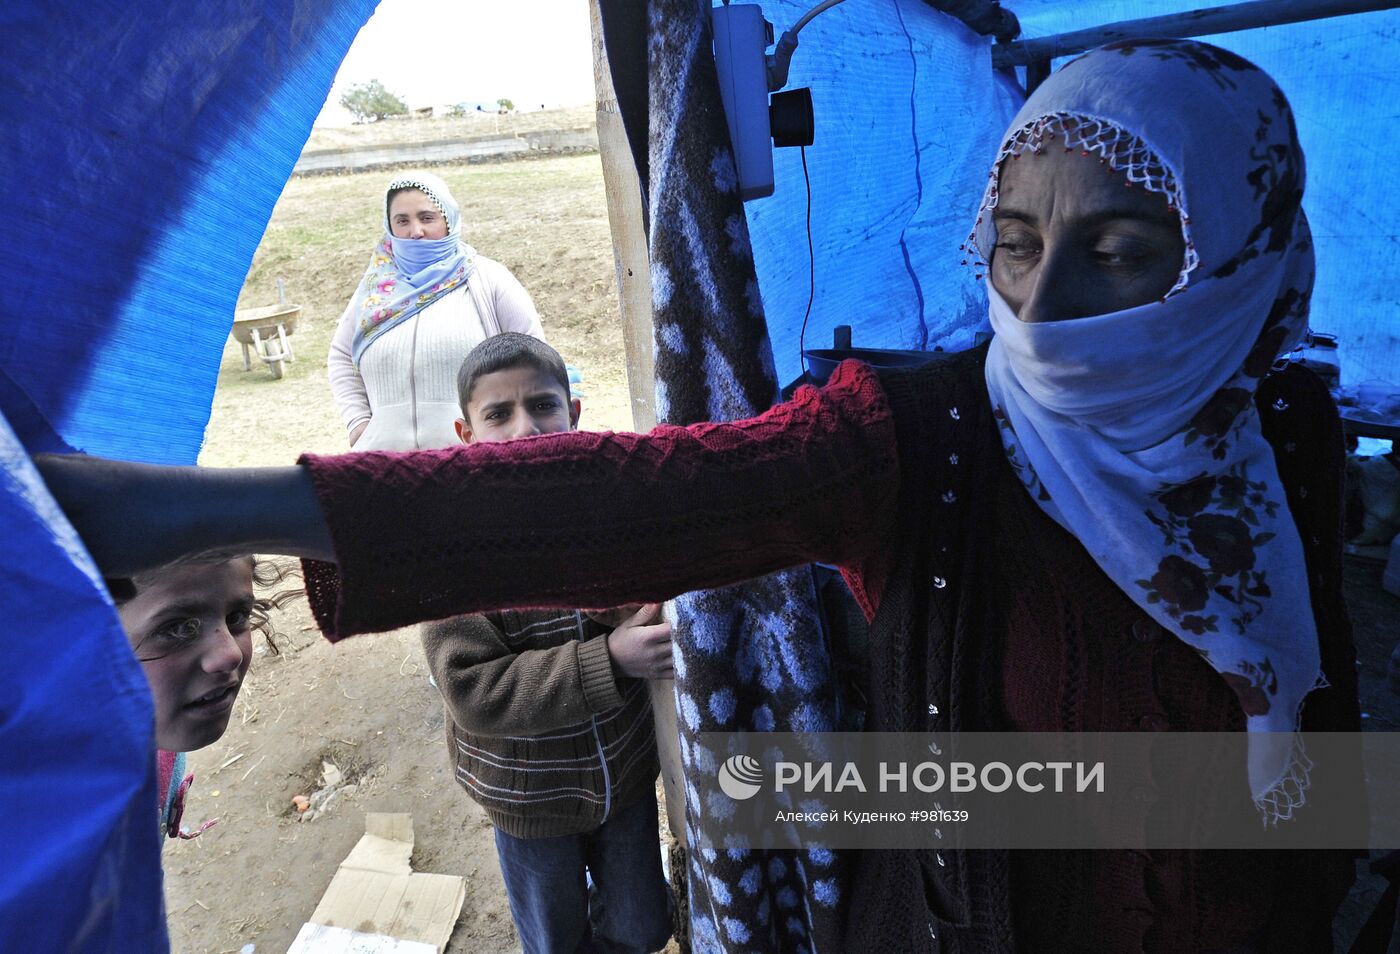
[0,2,375,950]
[745,0,1020,385]
[1,0,378,465]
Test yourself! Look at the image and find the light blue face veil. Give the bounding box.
[971,41,1319,819]
[349,171,478,366]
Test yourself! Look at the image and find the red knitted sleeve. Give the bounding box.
[299,360,899,640]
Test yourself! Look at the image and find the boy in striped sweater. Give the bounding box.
[421,334,674,954]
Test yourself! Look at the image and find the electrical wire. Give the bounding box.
[768,0,849,92]
[792,0,848,34]
[796,144,816,380]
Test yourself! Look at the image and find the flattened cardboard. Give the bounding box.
[287,922,437,954]
[294,813,465,954]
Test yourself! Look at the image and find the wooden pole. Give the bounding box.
[589,0,687,845]
[590,2,657,433]
[993,0,1400,68]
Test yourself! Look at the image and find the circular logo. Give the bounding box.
[717,754,764,801]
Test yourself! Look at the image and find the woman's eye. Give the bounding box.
[1093,242,1151,268]
[993,237,1039,262]
[227,608,252,633]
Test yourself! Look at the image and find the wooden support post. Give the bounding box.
[590,2,656,433]
[590,0,687,845]
[993,0,1400,69]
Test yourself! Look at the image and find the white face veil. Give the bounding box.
[973,40,1318,818]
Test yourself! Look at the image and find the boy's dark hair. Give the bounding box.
[456,333,570,414]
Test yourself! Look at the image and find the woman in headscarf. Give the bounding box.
[327,172,545,451]
[40,39,1365,952]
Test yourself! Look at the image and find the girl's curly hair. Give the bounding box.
[248,557,303,654]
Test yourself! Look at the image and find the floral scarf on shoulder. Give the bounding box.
[973,40,1319,819]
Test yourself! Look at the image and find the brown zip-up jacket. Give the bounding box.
[421,609,659,839]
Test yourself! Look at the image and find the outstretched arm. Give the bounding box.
[300,361,897,637]
[36,361,898,636]
[34,454,334,576]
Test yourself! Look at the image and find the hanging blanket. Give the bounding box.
[645,2,850,950]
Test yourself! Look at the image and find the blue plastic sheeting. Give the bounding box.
[0,1,375,946]
[0,411,164,953]
[1007,1,1400,389]
[740,0,1023,388]
[0,0,378,463]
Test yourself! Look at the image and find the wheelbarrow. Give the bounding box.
[231,303,300,380]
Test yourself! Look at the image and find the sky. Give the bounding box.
[316,0,596,125]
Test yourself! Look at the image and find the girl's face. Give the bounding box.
[117,560,255,753]
[388,188,449,240]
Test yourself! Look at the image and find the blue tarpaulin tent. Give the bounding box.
[2,1,1396,949]
[1,2,376,949]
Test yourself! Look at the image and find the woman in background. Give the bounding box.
[328,172,544,450]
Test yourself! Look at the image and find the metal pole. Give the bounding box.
[993,0,1400,68]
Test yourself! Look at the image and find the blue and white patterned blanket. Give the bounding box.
[644,2,850,950]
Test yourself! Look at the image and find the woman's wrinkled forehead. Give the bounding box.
[984,40,1304,278]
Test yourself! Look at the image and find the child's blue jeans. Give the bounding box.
[492,791,673,954]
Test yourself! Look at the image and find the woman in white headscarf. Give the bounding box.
[327,172,545,451]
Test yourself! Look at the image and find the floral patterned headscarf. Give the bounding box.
[973,40,1318,819]
[349,172,477,366]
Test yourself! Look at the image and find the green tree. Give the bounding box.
[340,80,408,123]
[496,97,515,112]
